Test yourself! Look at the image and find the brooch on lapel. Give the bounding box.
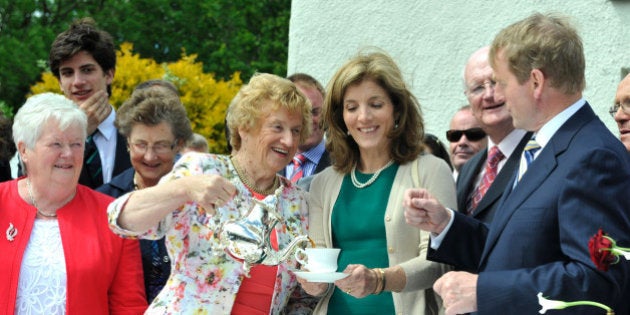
[6,223,17,241]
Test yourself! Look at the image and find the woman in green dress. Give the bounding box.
[299,50,457,315]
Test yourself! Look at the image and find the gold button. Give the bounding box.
[388,247,394,253]
[385,215,391,222]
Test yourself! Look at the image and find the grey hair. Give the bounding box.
[13,93,87,150]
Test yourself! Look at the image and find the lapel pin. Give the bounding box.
[6,223,17,242]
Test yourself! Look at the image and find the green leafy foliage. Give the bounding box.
[0,0,290,116]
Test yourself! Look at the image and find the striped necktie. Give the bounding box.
[468,146,504,214]
[84,131,103,187]
[290,154,307,183]
[516,138,541,183]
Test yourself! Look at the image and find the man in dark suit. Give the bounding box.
[404,13,630,314]
[49,18,131,188]
[456,46,529,224]
[282,73,331,189]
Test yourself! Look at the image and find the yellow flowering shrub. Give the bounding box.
[30,42,242,153]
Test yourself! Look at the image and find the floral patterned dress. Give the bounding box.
[108,153,310,314]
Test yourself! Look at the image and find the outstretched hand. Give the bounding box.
[402,188,451,235]
[183,174,237,215]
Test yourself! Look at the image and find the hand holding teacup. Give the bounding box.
[294,248,341,296]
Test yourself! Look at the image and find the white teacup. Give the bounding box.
[295,248,340,273]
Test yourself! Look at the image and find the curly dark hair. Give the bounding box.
[49,17,116,82]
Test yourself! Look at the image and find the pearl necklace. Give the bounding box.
[350,160,394,189]
[26,178,75,218]
[230,156,279,195]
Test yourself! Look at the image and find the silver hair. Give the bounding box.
[13,93,87,150]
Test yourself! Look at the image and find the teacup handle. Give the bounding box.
[294,247,308,266]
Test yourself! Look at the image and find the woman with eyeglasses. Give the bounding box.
[106,73,314,314]
[97,81,192,304]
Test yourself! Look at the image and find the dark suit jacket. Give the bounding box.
[279,149,331,177]
[429,104,630,314]
[456,132,532,223]
[79,132,131,189]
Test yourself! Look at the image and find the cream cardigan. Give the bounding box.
[307,153,457,315]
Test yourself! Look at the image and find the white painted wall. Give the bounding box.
[288,0,630,145]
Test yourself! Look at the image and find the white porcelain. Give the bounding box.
[293,271,349,283]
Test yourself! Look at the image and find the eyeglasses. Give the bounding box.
[609,100,630,118]
[129,141,176,155]
[466,80,496,96]
[446,127,486,142]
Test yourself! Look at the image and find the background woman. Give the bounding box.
[0,93,146,314]
[97,81,192,303]
[301,51,457,314]
[107,73,314,314]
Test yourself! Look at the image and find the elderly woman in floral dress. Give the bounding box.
[107,73,313,314]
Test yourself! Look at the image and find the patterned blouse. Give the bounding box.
[108,153,310,314]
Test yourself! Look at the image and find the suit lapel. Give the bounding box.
[456,150,485,212]
[479,104,595,266]
[472,133,531,217]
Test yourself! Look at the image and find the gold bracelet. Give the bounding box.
[372,268,385,295]
[380,268,387,292]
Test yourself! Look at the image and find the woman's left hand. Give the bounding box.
[334,264,378,298]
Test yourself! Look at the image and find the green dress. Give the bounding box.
[327,163,399,315]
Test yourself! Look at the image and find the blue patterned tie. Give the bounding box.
[517,138,541,182]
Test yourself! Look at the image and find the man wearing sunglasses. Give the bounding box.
[446,105,487,179]
[612,73,630,152]
[455,46,530,224]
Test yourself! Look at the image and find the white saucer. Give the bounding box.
[293,271,349,283]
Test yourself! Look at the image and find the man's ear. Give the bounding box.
[530,68,545,99]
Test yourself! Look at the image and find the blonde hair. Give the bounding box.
[226,73,312,151]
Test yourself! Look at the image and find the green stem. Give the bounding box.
[563,301,612,312]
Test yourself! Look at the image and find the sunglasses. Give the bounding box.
[446,127,486,142]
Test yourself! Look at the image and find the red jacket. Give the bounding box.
[0,179,147,314]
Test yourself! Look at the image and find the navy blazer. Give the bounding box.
[79,132,131,189]
[430,104,630,314]
[456,132,532,223]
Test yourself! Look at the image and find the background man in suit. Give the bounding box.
[456,46,529,223]
[49,18,131,188]
[612,73,630,152]
[404,13,630,314]
[446,105,487,179]
[282,73,330,186]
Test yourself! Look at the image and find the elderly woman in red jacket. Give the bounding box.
[0,93,147,314]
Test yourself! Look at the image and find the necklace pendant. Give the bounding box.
[6,223,17,241]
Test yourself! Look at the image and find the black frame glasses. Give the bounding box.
[446,127,486,142]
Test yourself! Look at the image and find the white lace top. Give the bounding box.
[15,219,67,314]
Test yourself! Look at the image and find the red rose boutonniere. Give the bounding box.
[588,228,630,271]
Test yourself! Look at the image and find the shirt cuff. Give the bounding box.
[429,208,455,250]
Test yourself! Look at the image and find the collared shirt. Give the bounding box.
[432,98,587,249]
[533,98,586,156]
[93,107,118,183]
[469,129,528,190]
[285,139,326,178]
